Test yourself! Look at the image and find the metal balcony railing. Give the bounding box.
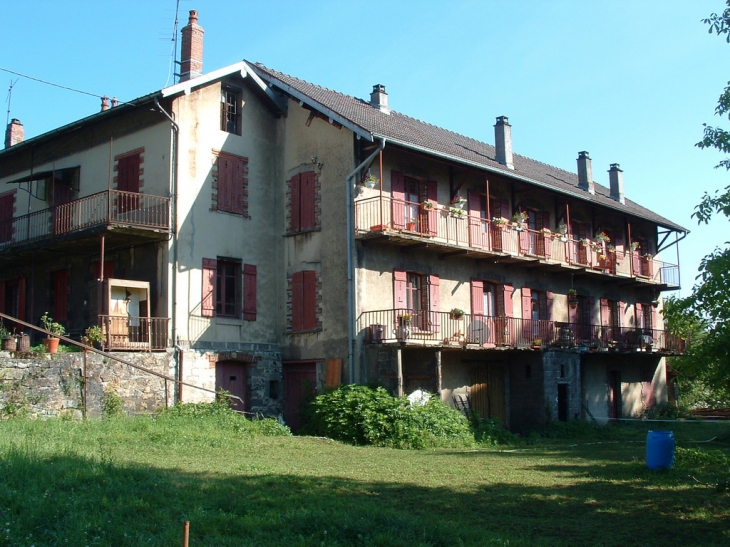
[358,309,686,354]
[99,315,170,351]
[0,190,171,250]
[354,196,680,288]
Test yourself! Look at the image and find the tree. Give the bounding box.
[668,2,730,397]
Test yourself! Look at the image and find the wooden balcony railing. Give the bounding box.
[358,309,686,354]
[99,315,170,351]
[0,190,170,250]
[355,196,680,288]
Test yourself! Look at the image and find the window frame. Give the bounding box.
[216,258,241,318]
[220,86,242,135]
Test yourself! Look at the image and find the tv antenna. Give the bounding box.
[6,78,18,127]
[165,0,181,87]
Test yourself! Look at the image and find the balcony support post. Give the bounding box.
[435,349,442,397]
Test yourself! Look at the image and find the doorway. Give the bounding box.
[557,383,569,422]
[215,361,247,412]
[608,371,621,420]
[283,361,317,432]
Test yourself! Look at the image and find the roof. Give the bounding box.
[251,62,687,233]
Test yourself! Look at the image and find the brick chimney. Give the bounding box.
[4,118,24,148]
[370,84,390,114]
[608,163,625,204]
[180,10,204,82]
[577,151,594,194]
[494,116,514,170]
[101,96,109,111]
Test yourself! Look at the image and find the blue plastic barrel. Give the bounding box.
[646,430,675,470]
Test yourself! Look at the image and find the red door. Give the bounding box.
[215,361,247,412]
[284,362,317,432]
[117,153,141,213]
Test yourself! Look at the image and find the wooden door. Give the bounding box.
[216,361,247,412]
[284,362,317,432]
[470,365,505,424]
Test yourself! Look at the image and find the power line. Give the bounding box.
[0,66,103,99]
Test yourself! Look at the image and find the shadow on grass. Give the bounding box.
[0,446,728,547]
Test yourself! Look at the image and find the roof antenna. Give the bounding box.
[165,0,181,87]
[5,78,18,127]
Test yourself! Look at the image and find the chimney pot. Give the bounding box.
[180,9,204,82]
[577,151,594,194]
[4,118,24,148]
[111,97,119,108]
[608,163,625,204]
[494,116,514,170]
[369,84,390,114]
[101,96,109,111]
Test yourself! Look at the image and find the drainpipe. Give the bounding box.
[346,137,386,384]
[154,97,181,398]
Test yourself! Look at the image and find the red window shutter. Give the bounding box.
[600,298,610,327]
[468,190,483,249]
[202,258,216,317]
[651,306,658,332]
[243,264,257,321]
[303,270,318,330]
[393,269,407,311]
[218,156,231,210]
[471,278,484,316]
[232,157,245,214]
[54,270,69,322]
[428,274,440,329]
[17,278,25,322]
[291,272,304,332]
[290,174,301,232]
[635,303,643,328]
[502,284,514,317]
[301,172,316,231]
[118,153,141,193]
[391,171,405,229]
[618,301,625,328]
[521,288,532,320]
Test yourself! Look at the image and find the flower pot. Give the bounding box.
[449,313,464,321]
[406,222,417,231]
[43,337,60,354]
[364,179,377,189]
[2,336,17,351]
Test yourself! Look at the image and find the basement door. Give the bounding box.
[215,361,247,412]
[470,365,506,424]
[608,371,621,420]
[283,361,317,433]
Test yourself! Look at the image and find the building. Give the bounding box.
[0,11,686,430]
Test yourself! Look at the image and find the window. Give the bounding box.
[201,258,255,319]
[521,288,552,340]
[220,86,241,134]
[215,152,248,215]
[289,172,317,232]
[600,298,623,341]
[0,278,26,322]
[53,269,69,322]
[390,171,436,234]
[394,270,439,331]
[115,150,142,214]
[291,270,318,332]
[0,191,15,244]
[636,303,653,331]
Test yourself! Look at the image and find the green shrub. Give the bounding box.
[642,402,694,420]
[102,389,124,418]
[472,418,517,446]
[301,385,474,449]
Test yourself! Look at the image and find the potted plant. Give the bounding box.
[492,217,508,229]
[512,211,528,230]
[362,173,379,189]
[0,322,16,352]
[399,313,412,326]
[594,231,610,243]
[568,288,578,307]
[532,338,542,349]
[420,200,434,210]
[540,227,552,236]
[84,325,104,350]
[40,312,65,354]
[450,195,467,209]
[449,308,465,320]
[450,208,466,218]
[630,241,640,251]
[557,222,568,235]
[579,237,591,247]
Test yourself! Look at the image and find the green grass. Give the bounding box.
[0,416,728,546]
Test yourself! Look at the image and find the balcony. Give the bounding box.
[359,309,686,355]
[0,190,171,253]
[355,196,679,289]
[99,315,170,351]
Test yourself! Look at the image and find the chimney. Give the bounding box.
[101,96,109,111]
[608,163,625,204]
[180,10,204,82]
[369,84,390,114]
[494,116,514,170]
[577,151,594,194]
[4,118,24,148]
[111,97,119,108]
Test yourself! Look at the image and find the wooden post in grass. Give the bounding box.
[182,521,189,547]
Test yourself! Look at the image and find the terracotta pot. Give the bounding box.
[43,337,60,354]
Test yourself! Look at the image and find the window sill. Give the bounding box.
[285,228,322,237]
[212,208,249,218]
[288,327,323,335]
[216,317,244,326]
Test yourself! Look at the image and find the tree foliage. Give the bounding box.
[669,2,730,394]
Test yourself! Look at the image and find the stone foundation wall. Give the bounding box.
[0,350,173,419]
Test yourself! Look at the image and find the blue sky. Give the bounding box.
[1,0,728,296]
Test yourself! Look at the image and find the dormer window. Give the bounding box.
[220,86,241,135]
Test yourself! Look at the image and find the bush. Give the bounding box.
[472,418,517,446]
[300,385,474,449]
[102,389,124,418]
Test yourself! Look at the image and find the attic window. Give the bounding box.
[221,86,241,135]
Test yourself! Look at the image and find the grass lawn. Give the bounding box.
[0,416,728,546]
